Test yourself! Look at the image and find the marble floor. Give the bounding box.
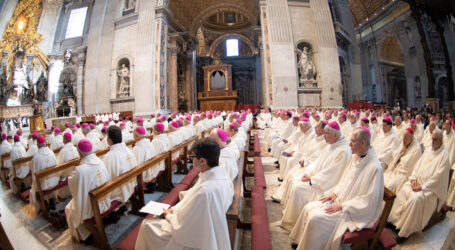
[239,132,455,250]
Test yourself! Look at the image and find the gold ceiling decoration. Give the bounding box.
[0,0,49,83]
[348,0,391,26]
[379,36,404,65]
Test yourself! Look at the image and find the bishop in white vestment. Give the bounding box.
[57,132,80,178]
[9,135,30,193]
[372,115,399,168]
[389,129,450,238]
[132,126,158,182]
[289,128,384,250]
[135,138,233,250]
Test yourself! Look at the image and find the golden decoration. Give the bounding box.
[0,0,49,84]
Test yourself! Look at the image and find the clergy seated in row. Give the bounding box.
[50,128,64,150]
[193,116,204,136]
[57,132,80,178]
[388,129,450,240]
[168,121,183,160]
[47,126,55,143]
[421,121,437,150]
[410,119,424,142]
[271,116,301,160]
[71,125,84,146]
[344,112,359,140]
[281,121,352,230]
[100,126,109,149]
[64,122,72,135]
[442,119,455,168]
[394,116,406,143]
[372,115,399,169]
[226,123,245,153]
[81,123,100,152]
[151,123,170,176]
[272,120,326,202]
[103,125,137,203]
[65,139,111,243]
[9,135,30,193]
[338,113,350,139]
[120,123,134,142]
[360,117,375,141]
[267,111,293,149]
[182,116,196,139]
[384,128,422,194]
[0,133,12,182]
[132,126,159,183]
[30,136,59,212]
[289,127,384,250]
[235,119,248,141]
[257,109,272,129]
[135,138,234,250]
[27,131,39,156]
[16,130,28,149]
[210,129,238,181]
[277,118,316,182]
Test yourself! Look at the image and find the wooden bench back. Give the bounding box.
[11,155,34,179]
[1,153,10,169]
[88,151,170,250]
[369,187,396,249]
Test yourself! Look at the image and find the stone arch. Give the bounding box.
[379,36,404,65]
[208,33,257,58]
[188,4,256,36]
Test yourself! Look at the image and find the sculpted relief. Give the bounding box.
[296,44,317,88]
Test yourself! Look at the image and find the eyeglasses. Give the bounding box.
[188,154,201,160]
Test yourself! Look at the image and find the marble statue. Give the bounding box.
[117,64,130,97]
[0,69,8,105]
[297,46,317,86]
[59,49,77,98]
[36,73,48,102]
[125,0,136,10]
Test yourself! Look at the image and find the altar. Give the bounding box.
[198,61,237,111]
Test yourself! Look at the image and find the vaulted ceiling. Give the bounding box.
[347,0,392,26]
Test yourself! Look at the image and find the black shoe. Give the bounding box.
[271,196,280,203]
[277,178,283,182]
[268,148,271,152]
[291,243,298,249]
[396,236,408,244]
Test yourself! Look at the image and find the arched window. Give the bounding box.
[65,6,88,39]
[226,38,239,57]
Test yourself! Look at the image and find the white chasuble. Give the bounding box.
[50,134,63,150]
[133,138,158,182]
[57,142,79,177]
[389,145,450,237]
[372,129,399,168]
[135,166,233,250]
[27,141,38,156]
[10,142,29,179]
[151,134,171,174]
[289,149,384,250]
[103,142,138,203]
[443,131,455,168]
[281,138,352,230]
[383,139,422,193]
[65,154,111,241]
[219,146,238,180]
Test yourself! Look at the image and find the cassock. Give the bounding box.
[383,138,422,193]
[278,129,317,180]
[135,166,233,250]
[388,145,450,237]
[9,142,30,193]
[151,134,171,174]
[372,129,399,168]
[289,148,384,250]
[281,137,352,230]
[65,153,111,241]
[30,147,58,211]
[133,138,158,182]
[50,134,63,150]
[103,142,138,203]
[57,142,79,177]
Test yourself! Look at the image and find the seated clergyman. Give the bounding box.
[135,138,234,250]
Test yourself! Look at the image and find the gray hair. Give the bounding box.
[324,126,341,138]
[354,127,371,147]
[433,128,443,140]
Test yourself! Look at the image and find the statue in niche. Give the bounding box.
[59,49,77,98]
[403,21,414,48]
[117,64,130,97]
[35,73,48,102]
[124,0,136,11]
[415,76,422,98]
[296,46,317,87]
[0,68,8,105]
[12,54,31,104]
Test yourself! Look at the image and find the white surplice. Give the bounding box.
[30,147,59,210]
[443,130,455,168]
[281,137,352,230]
[372,129,399,168]
[219,146,239,180]
[103,142,138,203]
[86,131,102,152]
[384,138,422,193]
[151,134,171,174]
[65,153,111,241]
[289,149,384,250]
[57,142,80,178]
[135,166,233,250]
[10,142,29,179]
[50,134,63,150]
[133,138,158,182]
[389,145,450,237]
[27,140,38,156]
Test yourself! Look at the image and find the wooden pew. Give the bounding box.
[34,158,80,218]
[0,152,10,186]
[87,151,169,250]
[11,155,34,202]
[341,187,396,250]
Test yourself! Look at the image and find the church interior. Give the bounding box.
[0,0,455,249]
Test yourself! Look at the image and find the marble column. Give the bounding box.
[153,10,169,113]
[168,39,178,113]
[311,0,342,107]
[37,0,63,54]
[133,0,156,115]
[261,0,298,108]
[76,48,86,115]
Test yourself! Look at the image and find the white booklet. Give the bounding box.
[139,201,171,216]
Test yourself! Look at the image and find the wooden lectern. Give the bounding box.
[198,60,237,111]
